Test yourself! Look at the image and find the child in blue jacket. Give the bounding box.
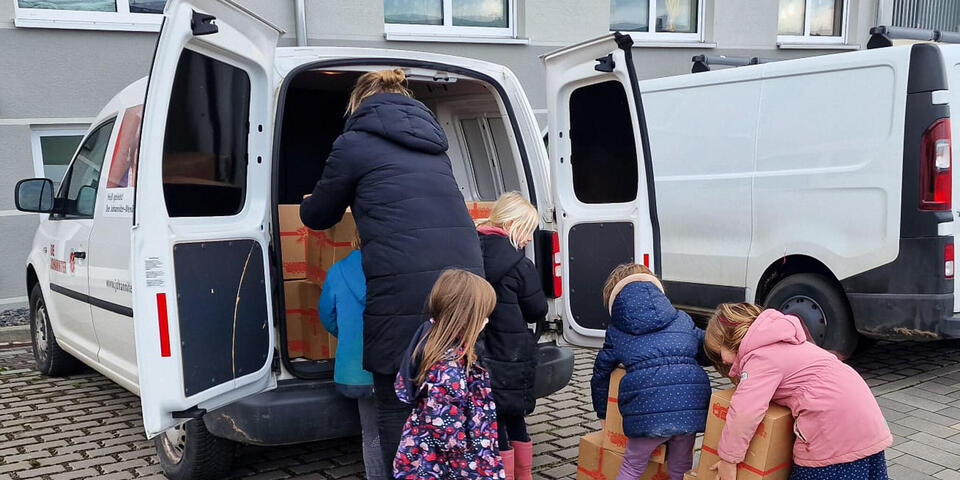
[591,263,712,480]
[319,233,386,480]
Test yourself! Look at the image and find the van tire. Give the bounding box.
[155,418,235,480]
[764,273,859,359]
[30,284,81,376]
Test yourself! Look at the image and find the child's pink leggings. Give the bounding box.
[616,434,696,480]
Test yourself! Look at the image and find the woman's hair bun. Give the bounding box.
[376,68,407,87]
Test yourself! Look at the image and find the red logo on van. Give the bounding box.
[69,252,76,274]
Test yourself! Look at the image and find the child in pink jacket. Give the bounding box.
[703,303,891,480]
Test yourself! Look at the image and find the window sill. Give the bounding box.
[777,42,860,50]
[384,33,529,45]
[14,16,162,32]
[631,41,717,49]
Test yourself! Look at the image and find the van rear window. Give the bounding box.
[569,80,639,204]
[162,49,251,217]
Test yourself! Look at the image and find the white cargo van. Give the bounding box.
[13,1,660,478]
[640,28,958,358]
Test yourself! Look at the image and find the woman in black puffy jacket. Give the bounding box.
[299,69,484,469]
[476,192,548,480]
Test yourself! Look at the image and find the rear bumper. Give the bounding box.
[203,343,573,446]
[847,292,959,339]
[203,377,360,446]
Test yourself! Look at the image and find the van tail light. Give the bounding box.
[920,118,952,211]
[552,231,562,298]
[946,243,955,279]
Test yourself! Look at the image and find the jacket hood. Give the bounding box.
[731,309,806,376]
[478,231,524,284]
[609,281,676,335]
[339,250,366,305]
[344,92,449,154]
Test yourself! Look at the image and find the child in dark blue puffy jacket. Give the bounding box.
[591,264,712,480]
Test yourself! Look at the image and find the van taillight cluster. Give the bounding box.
[552,231,562,297]
[920,118,952,211]
[946,243,955,279]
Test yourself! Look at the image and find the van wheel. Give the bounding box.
[155,418,235,480]
[30,284,81,376]
[764,273,859,360]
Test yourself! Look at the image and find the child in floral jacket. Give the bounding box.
[393,269,506,480]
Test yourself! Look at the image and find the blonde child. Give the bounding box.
[476,192,548,480]
[393,269,505,479]
[592,264,712,480]
[704,303,891,480]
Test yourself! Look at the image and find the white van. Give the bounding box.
[640,29,958,358]
[13,1,659,478]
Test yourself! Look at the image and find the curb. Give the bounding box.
[0,325,31,344]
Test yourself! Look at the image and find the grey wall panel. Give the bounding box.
[0,214,40,301]
[0,125,38,211]
[0,1,14,28]
[0,29,156,118]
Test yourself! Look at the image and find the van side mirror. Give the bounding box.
[15,178,55,213]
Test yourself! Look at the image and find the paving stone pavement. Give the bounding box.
[5,339,960,479]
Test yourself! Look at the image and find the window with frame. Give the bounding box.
[30,128,87,193]
[162,49,251,218]
[458,115,521,201]
[778,0,846,43]
[57,120,116,218]
[569,81,638,204]
[610,0,701,41]
[14,0,166,32]
[384,0,516,38]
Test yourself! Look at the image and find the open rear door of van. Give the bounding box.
[543,33,660,346]
[131,0,281,438]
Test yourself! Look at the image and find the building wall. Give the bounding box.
[0,0,883,305]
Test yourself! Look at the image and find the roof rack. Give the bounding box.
[868,26,960,49]
[691,55,778,73]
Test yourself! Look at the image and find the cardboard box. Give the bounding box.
[577,432,669,480]
[603,367,629,453]
[283,280,333,360]
[601,367,667,460]
[281,201,496,283]
[695,388,794,480]
[279,204,310,280]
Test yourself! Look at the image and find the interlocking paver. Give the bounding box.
[5,339,960,479]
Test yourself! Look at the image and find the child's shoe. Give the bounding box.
[511,441,532,480]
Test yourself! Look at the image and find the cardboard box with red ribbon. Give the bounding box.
[283,279,333,360]
[577,431,668,480]
[695,388,795,480]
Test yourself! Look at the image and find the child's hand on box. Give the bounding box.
[711,460,737,480]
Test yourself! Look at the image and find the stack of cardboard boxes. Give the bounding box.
[278,201,496,361]
[578,368,796,480]
[279,204,355,360]
[684,389,795,480]
[577,368,669,480]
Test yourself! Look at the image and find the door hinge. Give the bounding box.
[272,349,281,375]
[172,406,206,419]
[595,54,615,73]
[191,10,218,36]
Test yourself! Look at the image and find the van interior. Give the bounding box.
[276,67,527,377]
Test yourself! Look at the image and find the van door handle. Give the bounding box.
[72,251,86,259]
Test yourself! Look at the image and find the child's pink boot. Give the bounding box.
[501,448,515,480]
[511,441,533,480]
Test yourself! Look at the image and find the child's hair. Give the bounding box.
[704,302,764,377]
[415,269,496,384]
[481,191,539,249]
[602,263,656,310]
[351,230,362,250]
[346,69,413,114]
